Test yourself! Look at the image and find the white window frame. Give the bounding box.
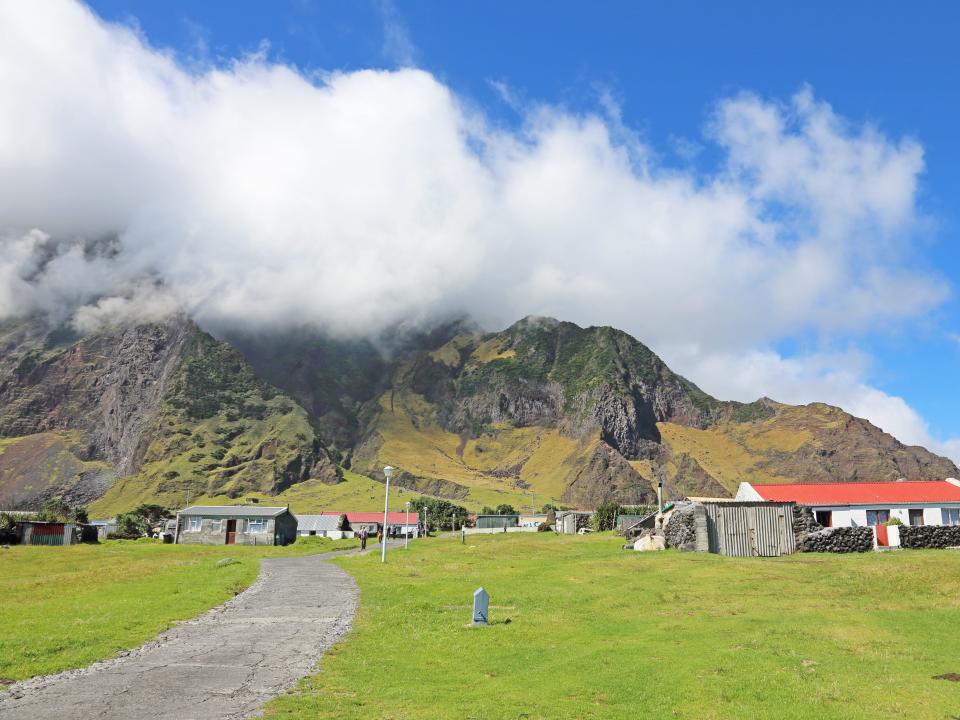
[210,519,222,532]
[187,517,202,533]
[942,508,960,526]
[247,519,268,534]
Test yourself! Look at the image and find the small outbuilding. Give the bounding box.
[297,513,352,539]
[16,520,77,546]
[555,511,593,534]
[475,514,519,529]
[175,506,297,546]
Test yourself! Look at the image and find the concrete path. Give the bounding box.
[0,549,364,720]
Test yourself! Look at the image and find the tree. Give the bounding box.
[494,504,517,516]
[133,504,172,525]
[592,501,623,531]
[410,497,469,532]
[540,503,558,513]
[37,498,88,524]
[112,512,149,539]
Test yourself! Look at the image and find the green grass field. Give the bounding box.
[266,533,960,720]
[0,537,355,684]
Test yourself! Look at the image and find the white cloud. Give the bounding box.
[0,0,954,460]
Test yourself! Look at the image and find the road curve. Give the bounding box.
[0,551,360,720]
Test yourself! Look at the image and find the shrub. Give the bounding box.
[592,502,623,531]
[884,517,904,526]
[112,512,149,539]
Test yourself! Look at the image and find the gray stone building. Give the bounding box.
[174,506,297,546]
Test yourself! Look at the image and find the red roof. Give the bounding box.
[322,511,419,525]
[750,480,960,506]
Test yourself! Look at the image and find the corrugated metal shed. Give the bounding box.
[703,501,795,557]
[297,514,347,533]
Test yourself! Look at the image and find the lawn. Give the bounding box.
[0,537,355,684]
[266,533,960,720]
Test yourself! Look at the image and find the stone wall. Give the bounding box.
[899,525,960,549]
[792,505,821,536]
[664,502,708,552]
[796,526,874,553]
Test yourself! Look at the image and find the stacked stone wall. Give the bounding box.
[899,525,960,549]
[797,527,873,553]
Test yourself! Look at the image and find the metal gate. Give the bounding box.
[704,502,795,557]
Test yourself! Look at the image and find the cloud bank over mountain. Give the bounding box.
[0,0,954,459]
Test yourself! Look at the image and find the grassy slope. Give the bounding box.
[180,468,410,514]
[0,538,355,683]
[266,534,960,720]
[656,405,842,494]
[354,391,592,511]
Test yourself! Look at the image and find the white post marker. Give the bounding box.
[405,500,410,550]
[381,465,394,563]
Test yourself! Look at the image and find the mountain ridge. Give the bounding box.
[0,313,955,513]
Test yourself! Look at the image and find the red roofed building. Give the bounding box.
[736,479,960,528]
[321,511,421,537]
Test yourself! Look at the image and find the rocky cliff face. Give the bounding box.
[0,317,337,509]
[351,317,959,508]
[1,313,956,512]
[0,318,191,474]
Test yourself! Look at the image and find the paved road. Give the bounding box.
[0,549,364,720]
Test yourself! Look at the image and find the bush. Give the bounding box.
[112,512,149,539]
[884,517,904,526]
[592,502,623,531]
[411,497,469,532]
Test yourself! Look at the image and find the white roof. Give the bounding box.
[297,514,346,532]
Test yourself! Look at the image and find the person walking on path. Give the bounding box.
[359,528,367,550]
[376,527,384,546]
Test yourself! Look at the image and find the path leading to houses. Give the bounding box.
[0,545,379,720]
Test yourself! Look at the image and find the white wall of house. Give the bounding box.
[808,504,958,527]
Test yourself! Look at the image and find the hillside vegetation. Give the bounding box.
[1,314,956,513]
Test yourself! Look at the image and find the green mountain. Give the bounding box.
[0,314,955,514]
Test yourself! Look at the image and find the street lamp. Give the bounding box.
[381,465,394,563]
[405,500,410,550]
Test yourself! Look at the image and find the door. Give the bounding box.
[225,519,237,545]
[875,524,889,546]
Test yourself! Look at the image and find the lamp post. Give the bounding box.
[405,500,410,550]
[381,465,394,563]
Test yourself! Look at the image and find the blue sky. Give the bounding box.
[3,1,958,458]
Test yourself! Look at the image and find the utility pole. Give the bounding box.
[381,466,394,563]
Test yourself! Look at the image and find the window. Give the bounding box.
[187,517,202,532]
[908,509,925,526]
[814,511,833,528]
[210,519,222,532]
[247,519,267,534]
[942,508,960,526]
[866,509,890,526]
